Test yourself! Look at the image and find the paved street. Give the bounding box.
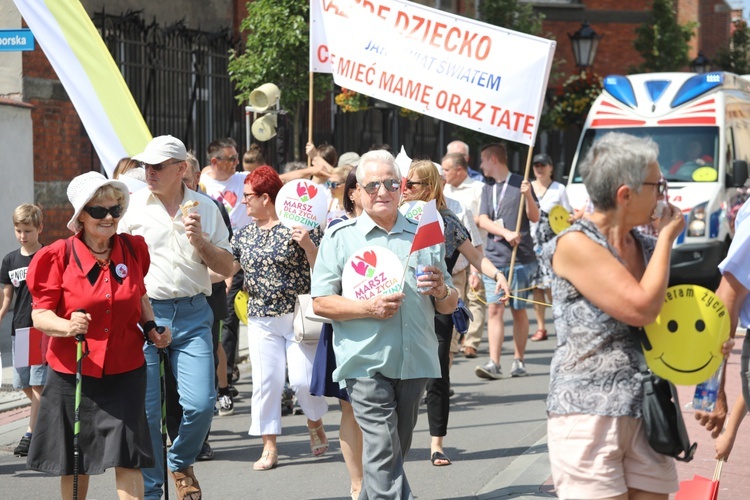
[1,314,749,498]
[0,312,554,499]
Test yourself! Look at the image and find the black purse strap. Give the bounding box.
[631,326,697,462]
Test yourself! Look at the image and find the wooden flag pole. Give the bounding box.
[507,147,535,286]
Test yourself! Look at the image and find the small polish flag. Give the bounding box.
[13,327,45,368]
[409,199,445,253]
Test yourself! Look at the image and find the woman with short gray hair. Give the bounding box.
[543,132,685,498]
[579,132,659,211]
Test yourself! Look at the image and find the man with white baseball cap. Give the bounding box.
[120,135,234,500]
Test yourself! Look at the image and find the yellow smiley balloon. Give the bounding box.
[642,285,729,385]
[548,205,571,235]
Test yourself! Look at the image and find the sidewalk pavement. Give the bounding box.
[675,331,750,498]
[2,321,749,498]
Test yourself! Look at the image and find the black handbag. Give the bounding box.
[633,327,697,462]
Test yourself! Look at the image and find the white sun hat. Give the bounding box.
[66,171,130,233]
[131,135,187,165]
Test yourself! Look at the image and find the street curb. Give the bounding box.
[478,434,554,499]
[0,386,28,415]
[0,397,29,414]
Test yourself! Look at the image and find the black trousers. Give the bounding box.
[222,269,244,381]
[425,313,453,437]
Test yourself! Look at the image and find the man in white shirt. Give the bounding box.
[697,198,750,440]
[121,135,234,500]
[447,140,484,181]
[442,152,486,358]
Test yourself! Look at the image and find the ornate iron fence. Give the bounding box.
[94,10,245,167]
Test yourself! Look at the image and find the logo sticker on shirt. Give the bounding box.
[115,263,128,279]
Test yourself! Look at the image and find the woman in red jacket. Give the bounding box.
[27,172,169,499]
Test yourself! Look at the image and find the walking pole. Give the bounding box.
[156,327,169,499]
[73,309,89,500]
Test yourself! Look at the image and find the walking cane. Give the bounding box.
[73,309,89,500]
[156,327,169,499]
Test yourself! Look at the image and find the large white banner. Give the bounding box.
[310,0,556,145]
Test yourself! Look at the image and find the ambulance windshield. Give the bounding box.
[573,126,720,183]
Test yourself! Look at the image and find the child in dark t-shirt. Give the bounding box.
[0,204,44,457]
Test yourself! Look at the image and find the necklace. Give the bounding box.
[83,238,111,255]
[95,258,110,269]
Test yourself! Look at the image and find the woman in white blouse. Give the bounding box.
[530,154,571,342]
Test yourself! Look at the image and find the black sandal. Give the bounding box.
[430,451,452,466]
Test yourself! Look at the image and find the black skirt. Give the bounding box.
[27,365,154,475]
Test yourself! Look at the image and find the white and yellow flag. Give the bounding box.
[310,0,556,145]
[13,0,151,176]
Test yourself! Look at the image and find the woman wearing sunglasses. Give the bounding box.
[231,166,329,471]
[325,165,352,226]
[402,160,510,467]
[26,172,159,498]
[529,154,571,342]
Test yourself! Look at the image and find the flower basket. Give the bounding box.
[335,88,370,112]
[549,71,603,129]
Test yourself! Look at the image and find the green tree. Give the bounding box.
[451,0,545,158]
[229,0,331,160]
[714,20,750,75]
[633,0,696,72]
[479,0,544,37]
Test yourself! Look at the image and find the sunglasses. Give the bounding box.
[361,179,401,195]
[642,179,668,196]
[216,155,239,162]
[140,159,183,171]
[326,180,342,189]
[83,205,123,219]
[405,180,427,189]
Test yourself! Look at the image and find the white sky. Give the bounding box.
[733,0,747,18]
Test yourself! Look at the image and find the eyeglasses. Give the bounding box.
[361,179,401,195]
[642,179,668,196]
[405,180,428,189]
[216,155,239,162]
[140,159,183,171]
[83,205,123,219]
[243,192,261,200]
[326,180,342,189]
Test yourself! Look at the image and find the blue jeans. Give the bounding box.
[482,261,538,310]
[142,295,215,500]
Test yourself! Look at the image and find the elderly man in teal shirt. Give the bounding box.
[312,149,458,500]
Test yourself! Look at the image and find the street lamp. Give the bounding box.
[568,21,603,71]
[690,51,711,74]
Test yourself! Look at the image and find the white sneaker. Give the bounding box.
[510,359,528,377]
[475,360,502,380]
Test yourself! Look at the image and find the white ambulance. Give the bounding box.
[566,72,750,286]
